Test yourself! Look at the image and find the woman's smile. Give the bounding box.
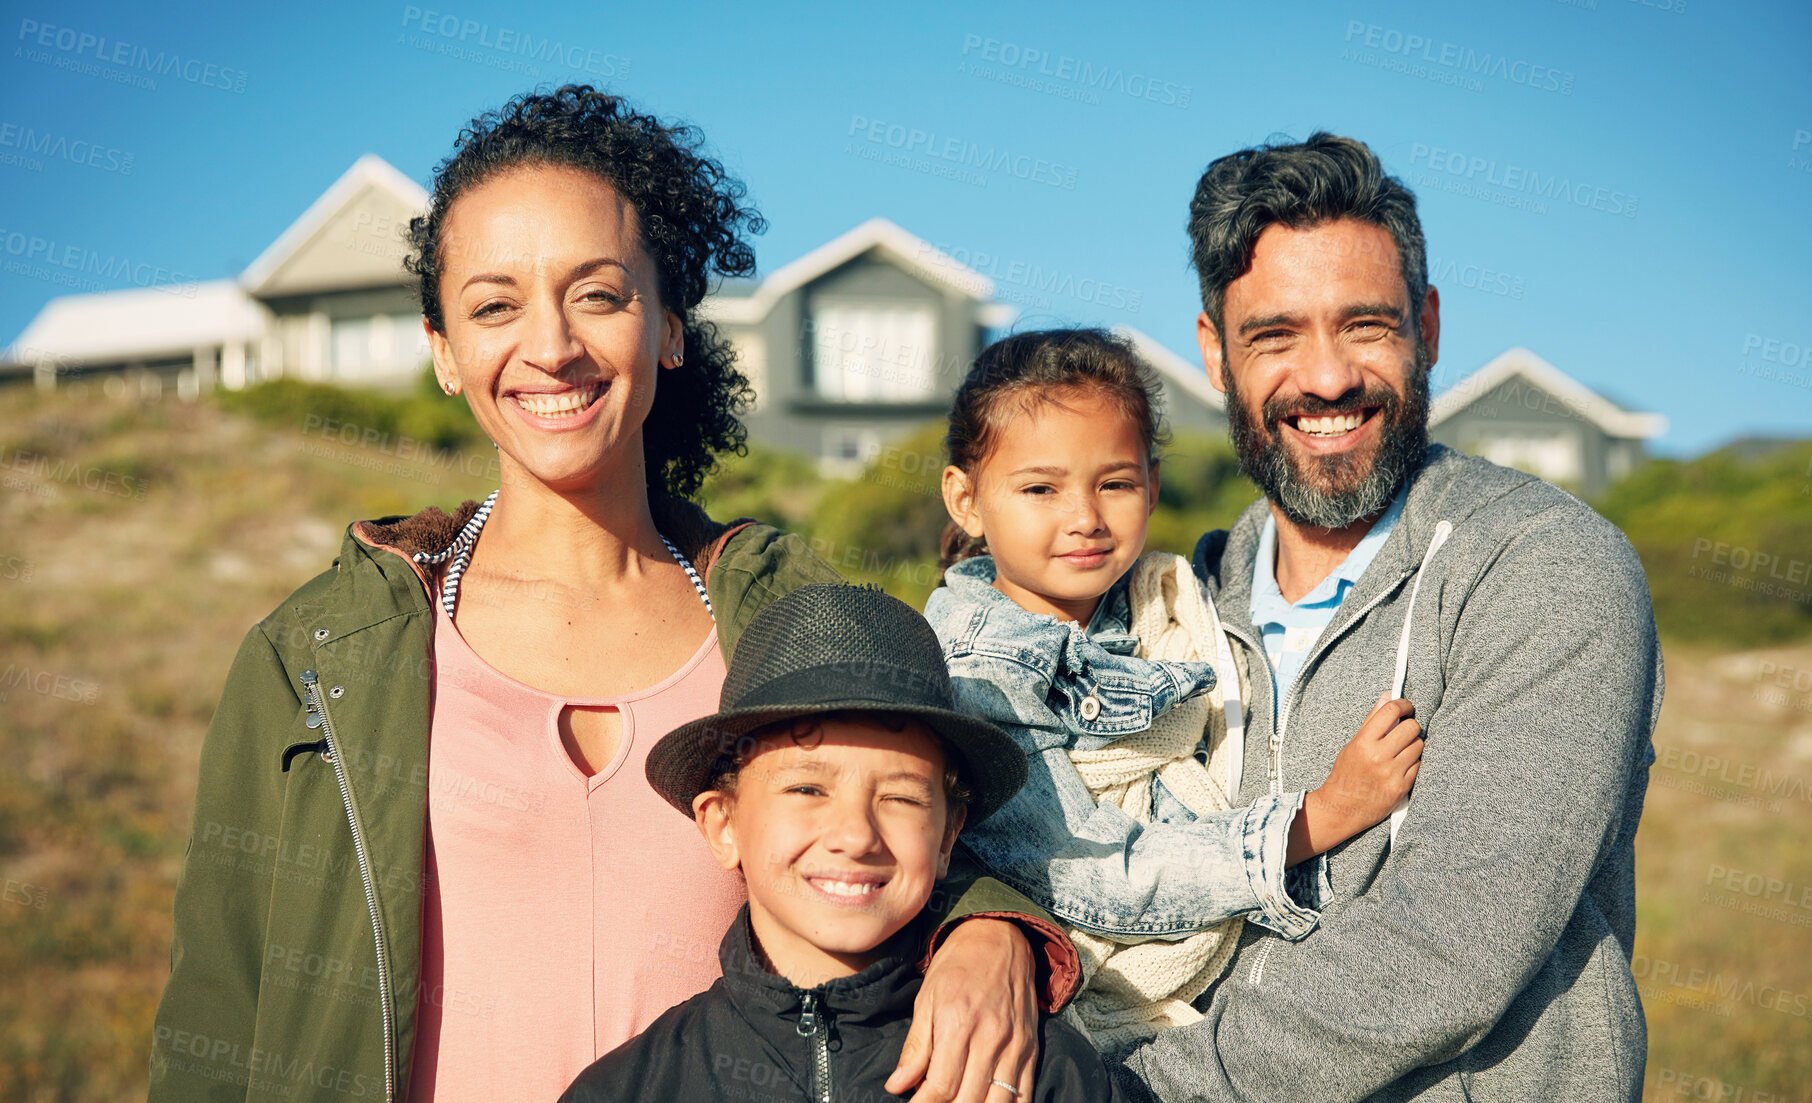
[504,379,611,429]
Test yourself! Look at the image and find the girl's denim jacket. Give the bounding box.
[924,556,1321,941]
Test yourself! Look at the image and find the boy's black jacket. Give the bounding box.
[561,905,1119,1103]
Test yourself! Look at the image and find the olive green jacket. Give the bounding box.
[150,498,1076,1103]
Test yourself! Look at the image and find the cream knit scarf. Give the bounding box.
[1062,551,1245,1057]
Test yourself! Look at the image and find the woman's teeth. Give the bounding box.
[1295,412,1364,436]
[513,383,603,417]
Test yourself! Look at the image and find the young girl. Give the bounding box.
[924,328,1423,1057]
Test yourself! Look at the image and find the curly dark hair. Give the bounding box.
[1187,132,1426,344]
[405,84,766,499]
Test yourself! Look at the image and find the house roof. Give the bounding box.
[2,279,270,367]
[1115,326,1227,414]
[239,154,429,297]
[701,217,1015,327]
[1430,347,1667,439]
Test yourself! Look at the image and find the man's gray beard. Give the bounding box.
[1225,342,1432,531]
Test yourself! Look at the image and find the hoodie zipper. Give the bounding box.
[796,991,832,1103]
[301,669,396,1102]
[1267,568,1416,792]
[1218,568,1414,988]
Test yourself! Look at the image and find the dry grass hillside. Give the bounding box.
[0,383,1807,1101]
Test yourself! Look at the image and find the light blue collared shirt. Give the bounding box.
[1249,484,1409,713]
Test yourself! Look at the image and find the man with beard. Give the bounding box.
[1114,134,1662,1103]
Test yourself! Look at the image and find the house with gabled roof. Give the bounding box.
[2,158,1658,493]
[699,217,1016,474]
[1428,346,1667,496]
[3,154,429,395]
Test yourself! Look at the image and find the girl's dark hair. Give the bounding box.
[404,84,766,499]
[939,328,1168,570]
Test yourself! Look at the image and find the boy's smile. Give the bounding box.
[693,716,965,988]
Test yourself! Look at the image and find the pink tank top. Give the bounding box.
[407,599,746,1102]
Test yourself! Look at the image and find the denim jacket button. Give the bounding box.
[1079,695,1101,721]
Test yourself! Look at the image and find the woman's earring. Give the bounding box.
[672,351,684,368]
[441,380,457,395]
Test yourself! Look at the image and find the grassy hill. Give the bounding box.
[1,379,1808,1099]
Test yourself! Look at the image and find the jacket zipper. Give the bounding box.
[795,990,831,1103]
[1220,568,1414,986]
[302,669,396,1103]
[1256,568,1416,793]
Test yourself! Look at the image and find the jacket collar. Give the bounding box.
[942,554,1135,638]
[716,904,927,1041]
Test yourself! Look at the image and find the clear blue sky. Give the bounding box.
[3,0,1808,455]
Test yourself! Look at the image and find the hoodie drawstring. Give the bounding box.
[1387,520,1453,845]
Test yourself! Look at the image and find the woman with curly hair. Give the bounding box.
[149,86,1075,1103]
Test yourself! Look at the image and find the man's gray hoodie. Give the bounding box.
[1117,444,1663,1103]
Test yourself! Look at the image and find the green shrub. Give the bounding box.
[697,440,823,531]
[1596,441,1812,645]
[212,369,485,455]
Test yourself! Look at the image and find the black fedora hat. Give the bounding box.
[646,583,1027,824]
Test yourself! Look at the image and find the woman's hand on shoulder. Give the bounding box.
[888,917,1039,1103]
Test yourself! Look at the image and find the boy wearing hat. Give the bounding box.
[561,584,1120,1103]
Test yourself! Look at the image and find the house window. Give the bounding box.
[377,313,431,371]
[1472,429,1583,484]
[809,301,937,401]
[330,314,430,378]
[330,317,373,376]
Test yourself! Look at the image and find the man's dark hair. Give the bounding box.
[1187,133,1427,340]
[405,84,765,499]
